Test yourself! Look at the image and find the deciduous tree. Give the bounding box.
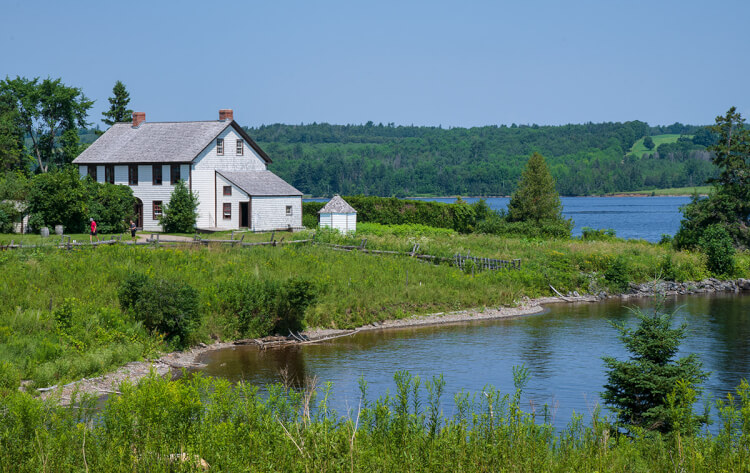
[0,76,93,172]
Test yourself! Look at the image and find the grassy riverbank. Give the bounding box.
[1,226,748,389]
[2,371,750,472]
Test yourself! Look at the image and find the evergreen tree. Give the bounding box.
[101,81,133,127]
[602,303,708,435]
[160,180,198,232]
[643,135,655,150]
[506,152,565,224]
[675,107,750,248]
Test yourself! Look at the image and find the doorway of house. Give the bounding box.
[240,202,249,228]
[134,198,143,228]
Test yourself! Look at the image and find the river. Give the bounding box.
[307,196,693,242]
[193,292,750,430]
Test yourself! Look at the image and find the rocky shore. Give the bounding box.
[39,278,749,404]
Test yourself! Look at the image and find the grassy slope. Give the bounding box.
[1,226,747,388]
[629,134,687,157]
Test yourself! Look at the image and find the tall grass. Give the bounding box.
[2,372,750,472]
[1,229,747,387]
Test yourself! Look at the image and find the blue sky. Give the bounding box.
[2,0,748,128]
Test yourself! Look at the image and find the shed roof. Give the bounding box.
[217,170,303,196]
[318,195,356,214]
[72,120,271,164]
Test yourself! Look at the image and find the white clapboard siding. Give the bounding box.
[251,196,302,231]
[215,173,250,229]
[319,213,356,233]
[193,127,267,172]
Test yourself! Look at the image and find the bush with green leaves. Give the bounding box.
[25,168,134,233]
[604,256,630,293]
[160,179,199,232]
[0,202,18,233]
[118,272,200,348]
[699,224,735,277]
[219,276,319,337]
[581,227,617,241]
[85,179,135,233]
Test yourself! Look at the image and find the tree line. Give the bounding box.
[249,121,717,197]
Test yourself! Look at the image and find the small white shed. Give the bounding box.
[318,195,357,233]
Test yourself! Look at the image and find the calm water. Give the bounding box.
[194,293,750,429]
[416,196,691,242]
[307,196,692,242]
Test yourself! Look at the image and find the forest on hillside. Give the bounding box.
[247,121,716,196]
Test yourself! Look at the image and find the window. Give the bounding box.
[153,201,162,219]
[223,186,232,196]
[286,205,293,216]
[87,165,97,181]
[105,165,114,184]
[236,139,244,155]
[223,203,232,220]
[128,165,138,185]
[152,165,162,185]
[216,138,224,155]
[170,164,180,185]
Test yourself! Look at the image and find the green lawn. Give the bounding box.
[606,185,711,196]
[629,134,689,157]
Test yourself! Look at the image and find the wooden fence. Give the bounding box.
[1,232,521,273]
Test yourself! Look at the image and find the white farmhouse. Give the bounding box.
[72,110,302,232]
[318,195,357,233]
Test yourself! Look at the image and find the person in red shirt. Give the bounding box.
[90,218,98,243]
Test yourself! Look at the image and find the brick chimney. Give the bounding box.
[132,112,145,128]
[219,109,234,121]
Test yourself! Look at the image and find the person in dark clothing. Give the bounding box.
[130,220,137,241]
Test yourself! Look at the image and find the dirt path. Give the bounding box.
[38,295,597,405]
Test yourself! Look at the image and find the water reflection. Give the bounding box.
[194,293,750,428]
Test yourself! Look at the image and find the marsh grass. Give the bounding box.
[2,372,750,472]
[1,228,747,387]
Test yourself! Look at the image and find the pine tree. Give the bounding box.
[101,81,133,127]
[160,180,198,232]
[506,152,564,224]
[602,302,708,435]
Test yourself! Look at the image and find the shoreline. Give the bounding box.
[39,280,749,405]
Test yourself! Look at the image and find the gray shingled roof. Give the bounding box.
[73,121,258,164]
[318,195,356,214]
[217,170,303,196]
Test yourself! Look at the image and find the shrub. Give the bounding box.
[85,180,135,233]
[604,256,629,293]
[0,360,20,393]
[581,227,617,241]
[302,212,318,229]
[118,273,200,348]
[0,202,17,233]
[699,224,736,277]
[160,179,198,232]
[219,276,319,337]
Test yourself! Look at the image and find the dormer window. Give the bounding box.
[236,139,244,155]
[217,138,224,155]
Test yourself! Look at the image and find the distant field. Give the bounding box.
[629,134,689,157]
[607,185,711,196]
